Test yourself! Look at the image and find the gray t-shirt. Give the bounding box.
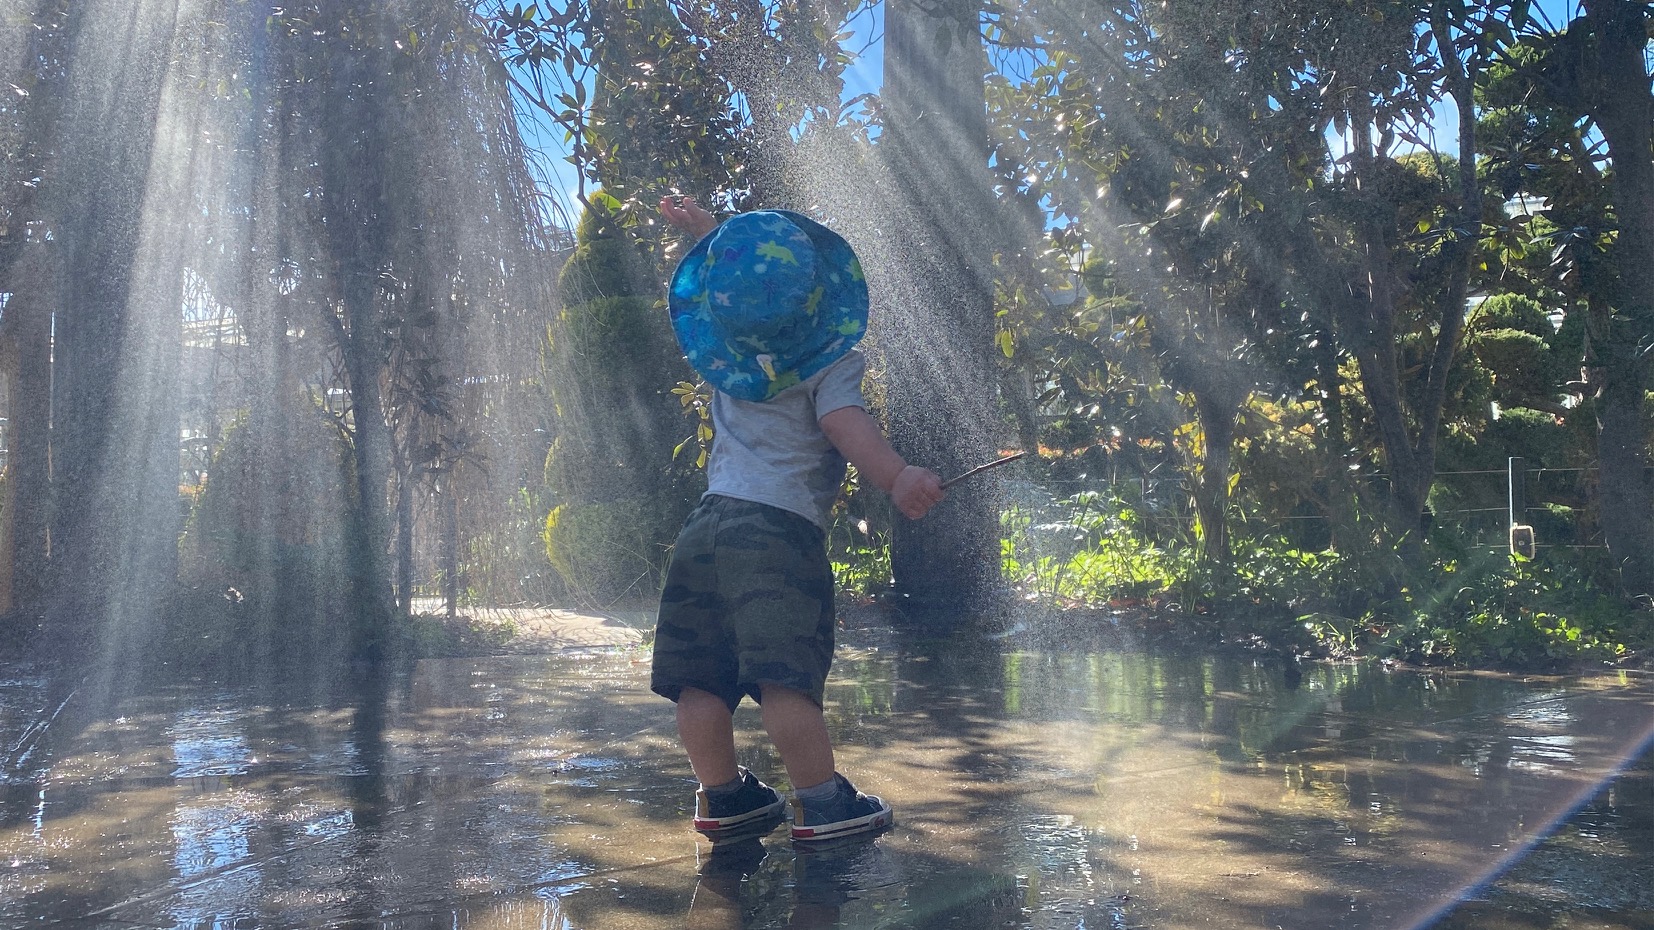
[705,350,867,529]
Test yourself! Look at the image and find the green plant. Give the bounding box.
[170,403,362,668]
[539,196,700,603]
[1370,551,1634,667]
[827,466,893,594]
[1000,489,1190,603]
[463,485,563,607]
[542,498,675,607]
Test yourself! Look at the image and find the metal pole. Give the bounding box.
[1509,456,1535,558]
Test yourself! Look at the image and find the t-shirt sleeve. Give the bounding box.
[813,350,868,420]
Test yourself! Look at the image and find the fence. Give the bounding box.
[1019,457,1608,556]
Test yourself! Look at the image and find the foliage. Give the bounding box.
[1000,487,1194,604]
[175,405,358,662]
[542,499,675,604]
[1230,395,1334,546]
[1464,293,1570,412]
[461,485,564,607]
[1371,551,1635,667]
[985,0,1537,562]
[6,0,1654,673]
[978,462,1646,670]
[827,466,893,594]
[484,0,863,219]
[539,197,699,603]
[1473,5,1654,598]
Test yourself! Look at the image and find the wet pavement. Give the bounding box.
[2,614,1652,929]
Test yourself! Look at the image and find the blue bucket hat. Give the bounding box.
[668,210,868,402]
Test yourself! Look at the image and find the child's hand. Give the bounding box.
[890,465,946,519]
[659,195,719,239]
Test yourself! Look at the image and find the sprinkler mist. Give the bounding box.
[1,0,554,701]
[2,5,1652,929]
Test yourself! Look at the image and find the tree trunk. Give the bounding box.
[317,34,399,659]
[441,474,460,620]
[338,263,397,659]
[1581,0,1654,599]
[0,247,55,629]
[1593,351,1653,596]
[1189,388,1240,566]
[396,467,415,617]
[0,3,67,632]
[878,0,1006,614]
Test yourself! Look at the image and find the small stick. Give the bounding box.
[941,451,1028,489]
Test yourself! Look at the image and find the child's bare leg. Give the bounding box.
[677,687,740,786]
[759,684,836,789]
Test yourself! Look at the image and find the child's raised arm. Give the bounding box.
[819,406,945,519]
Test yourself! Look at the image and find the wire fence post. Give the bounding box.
[1509,456,1536,558]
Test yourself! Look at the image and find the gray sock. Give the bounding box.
[704,771,746,796]
[793,775,842,802]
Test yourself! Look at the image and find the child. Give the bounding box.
[652,195,945,843]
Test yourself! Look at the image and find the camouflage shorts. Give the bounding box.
[651,495,835,712]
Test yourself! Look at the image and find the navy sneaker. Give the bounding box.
[789,773,893,842]
[693,767,787,838]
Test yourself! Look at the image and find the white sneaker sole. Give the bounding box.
[790,797,894,842]
[694,797,787,835]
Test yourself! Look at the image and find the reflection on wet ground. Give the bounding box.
[2,619,1651,929]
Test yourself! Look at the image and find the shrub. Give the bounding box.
[174,404,358,664]
[543,499,677,606]
[540,196,700,602]
[1000,487,1192,603]
[1373,551,1632,667]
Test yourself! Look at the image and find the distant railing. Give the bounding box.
[1020,456,1609,556]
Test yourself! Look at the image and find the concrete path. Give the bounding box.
[2,621,1652,929]
[410,597,651,652]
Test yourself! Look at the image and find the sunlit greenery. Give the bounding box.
[1,0,1651,672]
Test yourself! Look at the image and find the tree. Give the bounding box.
[0,0,556,663]
[492,0,1023,610]
[1565,0,1654,601]
[40,0,184,652]
[1486,2,1654,599]
[0,0,69,629]
[987,0,1529,567]
[877,0,1008,609]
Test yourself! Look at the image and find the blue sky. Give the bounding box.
[517,0,1585,224]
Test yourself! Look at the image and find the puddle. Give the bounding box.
[1,633,1651,928]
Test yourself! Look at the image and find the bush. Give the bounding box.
[1486,406,1570,467]
[540,196,700,603]
[543,499,677,605]
[174,404,359,666]
[1371,551,1632,667]
[1000,486,1193,603]
[827,467,893,594]
[1466,293,1569,409]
